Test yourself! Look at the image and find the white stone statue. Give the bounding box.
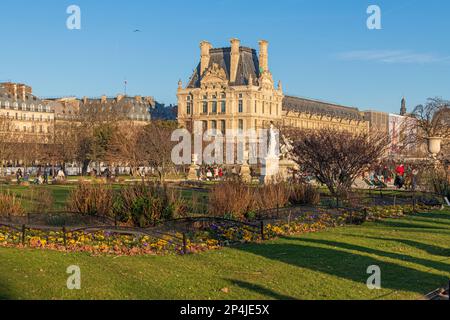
[267,123,278,158]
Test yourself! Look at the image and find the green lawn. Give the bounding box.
[1,209,449,300]
[0,183,209,213]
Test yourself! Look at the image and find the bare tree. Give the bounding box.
[139,121,178,182]
[412,97,450,144]
[288,128,390,198]
[107,121,145,172]
[0,115,14,176]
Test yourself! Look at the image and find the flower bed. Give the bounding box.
[0,228,219,256]
[0,204,433,256]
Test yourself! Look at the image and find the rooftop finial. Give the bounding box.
[400,96,407,116]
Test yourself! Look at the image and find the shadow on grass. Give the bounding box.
[236,240,448,296]
[293,238,450,275]
[414,211,450,222]
[0,279,13,300]
[224,279,296,300]
[375,220,448,231]
[358,236,450,258]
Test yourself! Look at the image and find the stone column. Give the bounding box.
[260,155,280,184]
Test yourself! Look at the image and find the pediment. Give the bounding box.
[259,71,274,89]
[201,63,228,86]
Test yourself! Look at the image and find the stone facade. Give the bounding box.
[364,110,390,133]
[0,82,54,144]
[177,39,284,133]
[48,95,153,124]
[283,96,368,133]
[177,39,370,134]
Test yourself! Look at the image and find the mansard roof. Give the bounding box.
[187,47,260,88]
[283,95,365,121]
[0,83,48,108]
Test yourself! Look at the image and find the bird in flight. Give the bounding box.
[133,29,141,32]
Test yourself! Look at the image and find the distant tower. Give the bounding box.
[400,97,407,116]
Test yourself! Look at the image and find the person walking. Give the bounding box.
[16,168,23,184]
[395,164,405,189]
[43,168,49,184]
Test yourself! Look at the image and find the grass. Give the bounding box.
[0,184,75,211]
[1,209,449,300]
[0,183,210,215]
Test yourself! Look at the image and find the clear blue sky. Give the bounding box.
[1,0,449,113]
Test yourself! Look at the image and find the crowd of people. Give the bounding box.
[193,165,251,181]
[365,163,420,191]
[14,167,66,185]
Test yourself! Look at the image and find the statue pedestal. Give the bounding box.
[260,156,280,184]
[187,164,199,180]
[279,159,298,180]
[240,163,252,183]
[187,154,199,180]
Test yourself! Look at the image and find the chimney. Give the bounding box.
[13,84,17,100]
[230,38,240,83]
[20,85,26,101]
[200,41,212,76]
[259,40,269,72]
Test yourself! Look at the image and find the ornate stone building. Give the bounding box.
[177,39,284,133]
[48,95,153,124]
[283,96,368,133]
[0,82,54,144]
[177,39,369,134]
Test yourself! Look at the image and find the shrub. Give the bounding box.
[208,181,290,220]
[431,173,450,199]
[0,192,24,218]
[258,183,290,210]
[208,180,256,220]
[289,184,320,206]
[113,182,187,227]
[67,183,114,217]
